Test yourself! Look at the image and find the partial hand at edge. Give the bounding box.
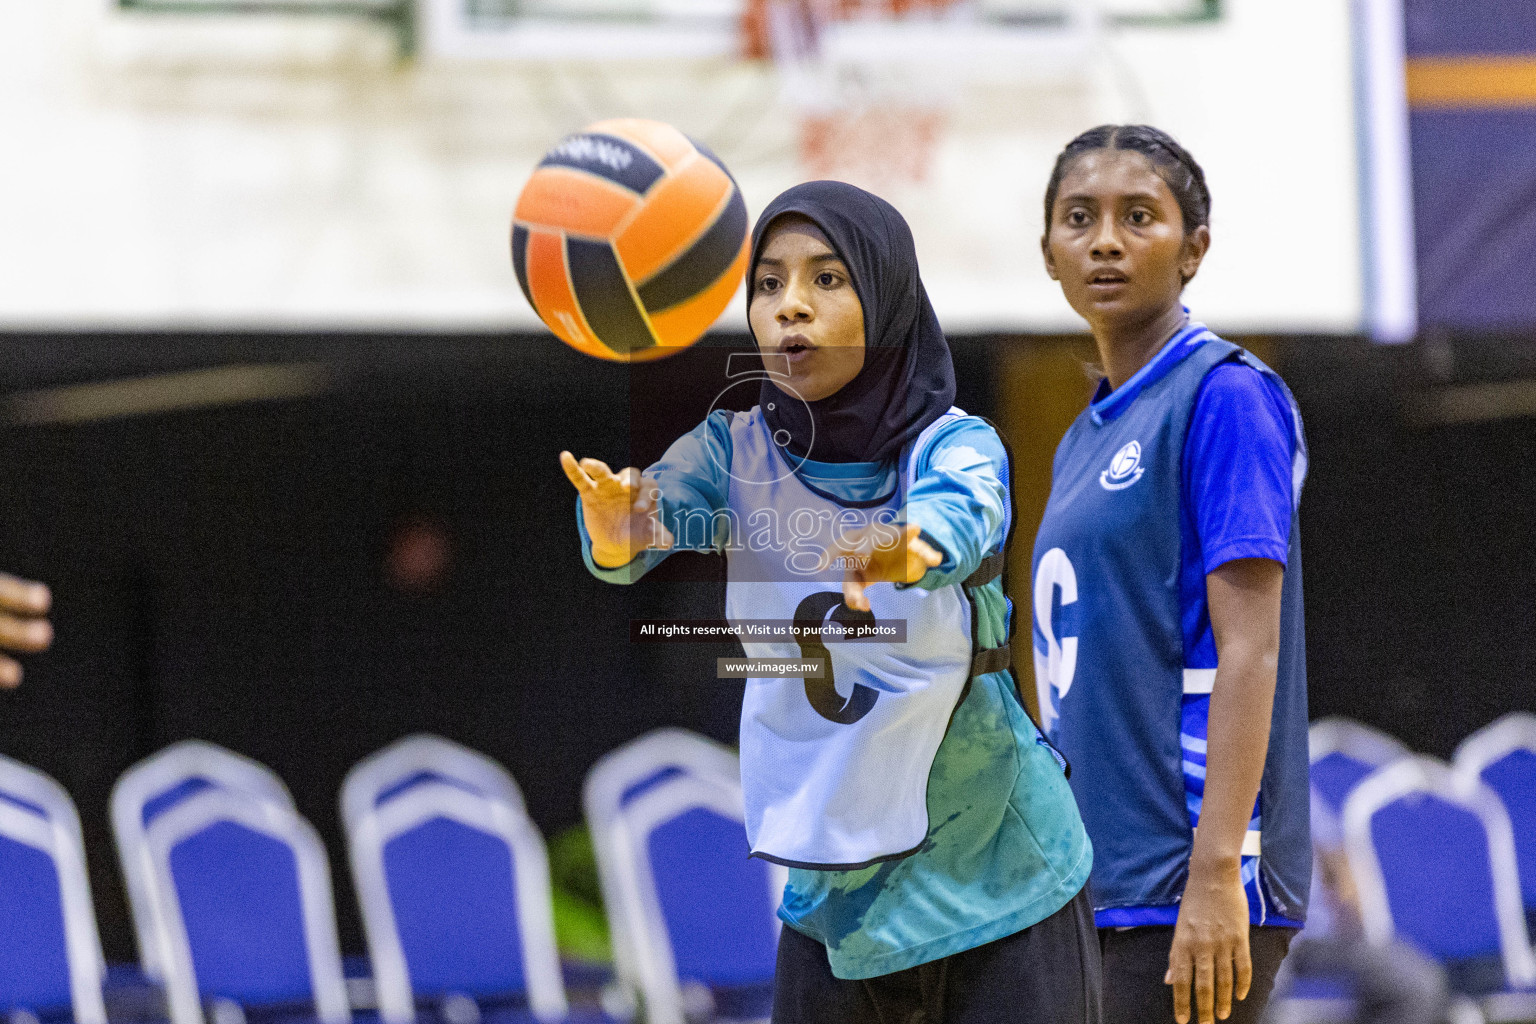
[833,522,943,612]
[559,451,674,569]
[0,572,52,689]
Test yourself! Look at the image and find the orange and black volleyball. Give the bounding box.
[511,119,750,362]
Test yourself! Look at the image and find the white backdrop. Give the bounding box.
[0,0,1361,334]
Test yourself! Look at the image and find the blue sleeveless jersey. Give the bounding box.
[1032,324,1311,927]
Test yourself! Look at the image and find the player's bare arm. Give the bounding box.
[1166,558,1283,1024]
[558,451,674,569]
[0,572,53,688]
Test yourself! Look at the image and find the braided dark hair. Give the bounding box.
[1043,125,1211,235]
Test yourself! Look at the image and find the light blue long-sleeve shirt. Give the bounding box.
[577,408,1092,979]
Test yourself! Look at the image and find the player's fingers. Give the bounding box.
[900,524,943,569]
[0,655,20,689]
[579,458,616,484]
[1214,947,1234,1020]
[559,452,595,491]
[912,536,943,568]
[1168,949,1193,1024]
[618,467,643,494]
[0,613,52,654]
[1195,952,1216,1024]
[843,576,869,612]
[1235,934,1253,1002]
[0,574,50,616]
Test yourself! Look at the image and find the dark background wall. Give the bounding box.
[1280,335,1536,748]
[0,331,1531,963]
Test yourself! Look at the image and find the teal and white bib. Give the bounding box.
[726,406,977,869]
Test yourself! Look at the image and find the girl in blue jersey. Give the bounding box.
[1032,125,1310,1024]
[561,181,1100,1023]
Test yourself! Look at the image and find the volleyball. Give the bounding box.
[511,119,749,362]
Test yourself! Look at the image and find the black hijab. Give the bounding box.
[747,181,956,465]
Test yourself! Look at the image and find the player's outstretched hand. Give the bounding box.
[834,522,943,613]
[0,573,52,689]
[559,452,674,569]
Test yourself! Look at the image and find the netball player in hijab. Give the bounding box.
[1032,126,1310,1024]
[562,181,1100,1023]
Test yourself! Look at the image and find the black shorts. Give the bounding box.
[1098,924,1298,1024]
[771,885,1102,1024]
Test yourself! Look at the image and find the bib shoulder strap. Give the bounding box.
[968,641,1011,679]
[963,550,1005,589]
[961,551,1008,680]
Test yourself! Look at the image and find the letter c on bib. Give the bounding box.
[793,591,879,725]
[1032,548,1078,728]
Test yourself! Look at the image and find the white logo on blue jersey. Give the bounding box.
[1099,440,1145,491]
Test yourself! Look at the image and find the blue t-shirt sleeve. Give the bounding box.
[575,409,734,584]
[1182,362,1296,573]
[901,418,1009,591]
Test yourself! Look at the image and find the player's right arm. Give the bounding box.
[0,572,52,688]
[560,409,734,584]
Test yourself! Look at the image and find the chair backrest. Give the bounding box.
[144,789,349,1024]
[1455,713,1536,919]
[600,769,783,1024]
[1309,717,1409,817]
[347,780,566,1024]
[111,741,295,978]
[0,765,107,1024]
[0,754,89,858]
[583,728,742,1000]
[340,734,526,841]
[1343,756,1536,989]
[0,755,103,979]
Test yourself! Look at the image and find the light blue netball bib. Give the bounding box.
[726,406,980,870]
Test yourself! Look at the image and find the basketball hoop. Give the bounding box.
[745,0,962,189]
